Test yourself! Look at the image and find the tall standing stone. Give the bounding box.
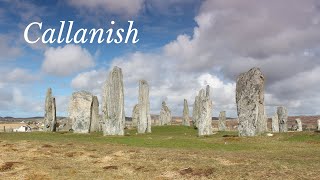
[44,88,57,132]
[271,113,279,133]
[102,66,125,136]
[295,118,302,132]
[277,106,288,132]
[131,104,139,127]
[69,91,94,133]
[51,97,57,132]
[236,67,266,136]
[182,99,190,126]
[192,95,200,128]
[90,96,100,132]
[137,80,151,133]
[197,85,213,136]
[159,101,171,125]
[218,111,226,131]
[317,119,320,131]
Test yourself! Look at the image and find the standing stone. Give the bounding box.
[277,106,288,132]
[295,118,303,132]
[271,113,279,133]
[137,80,151,133]
[69,91,94,133]
[197,85,213,136]
[51,97,57,132]
[44,88,57,132]
[317,119,320,131]
[159,101,171,125]
[182,99,190,126]
[131,104,139,127]
[90,96,100,132]
[218,111,226,131]
[102,66,125,136]
[236,67,266,136]
[192,95,200,128]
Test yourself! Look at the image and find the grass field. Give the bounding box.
[0,126,320,179]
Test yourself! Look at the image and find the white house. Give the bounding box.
[14,126,32,132]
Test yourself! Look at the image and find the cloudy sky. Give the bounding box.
[1,0,320,118]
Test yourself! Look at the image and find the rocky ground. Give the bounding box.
[0,126,320,179]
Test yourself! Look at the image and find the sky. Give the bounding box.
[0,0,320,118]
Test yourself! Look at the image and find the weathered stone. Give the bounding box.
[159,101,171,125]
[43,88,57,132]
[218,111,226,131]
[192,95,200,128]
[90,96,100,132]
[182,99,190,126]
[51,97,57,132]
[131,104,139,127]
[295,118,302,132]
[271,113,279,133]
[277,106,288,132]
[102,66,125,136]
[318,119,320,131]
[137,80,151,133]
[236,67,266,136]
[197,85,213,136]
[69,91,94,133]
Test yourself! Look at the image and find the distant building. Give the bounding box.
[14,126,32,132]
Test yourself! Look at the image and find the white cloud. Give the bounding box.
[55,95,70,117]
[68,0,145,17]
[69,0,320,117]
[164,0,320,77]
[0,68,39,85]
[0,35,22,61]
[0,67,42,117]
[71,69,107,94]
[42,44,95,76]
[0,87,42,117]
[161,0,320,115]
[7,68,39,82]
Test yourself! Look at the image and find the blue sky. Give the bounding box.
[0,0,200,117]
[1,0,320,118]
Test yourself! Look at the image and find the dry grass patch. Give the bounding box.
[0,127,319,179]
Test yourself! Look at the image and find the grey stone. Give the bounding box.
[236,67,266,136]
[43,88,57,132]
[277,106,288,132]
[69,91,94,133]
[295,118,302,132]
[182,99,190,126]
[192,94,200,128]
[318,119,320,131]
[159,101,171,125]
[102,66,125,136]
[271,113,279,133]
[197,85,213,136]
[131,104,139,127]
[51,97,57,132]
[218,111,226,131]
[90,96,100,132]
[137,80,151,133]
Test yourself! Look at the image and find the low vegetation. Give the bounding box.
[0,126,320,179]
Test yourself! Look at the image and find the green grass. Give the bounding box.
[1,126,320,151]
